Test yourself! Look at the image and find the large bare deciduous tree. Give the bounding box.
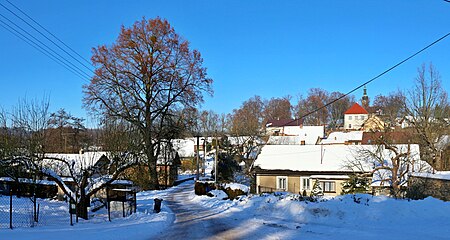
[230,95,264,137]
[327,91,354,129]
[372,90,406,126]
[83,17,213,189]
[405,63,449,169]
[295,88,330,125]
[262,96,292,124]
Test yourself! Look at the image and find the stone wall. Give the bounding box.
[408,176,450,201]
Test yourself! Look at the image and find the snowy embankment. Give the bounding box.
[0,185,182,240]
[3,182,450,240]
[208,193,450,239]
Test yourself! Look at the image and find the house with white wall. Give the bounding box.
[265,119,324,144]
[344,103,369,130]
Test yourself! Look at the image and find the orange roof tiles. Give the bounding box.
[344,103,368,114]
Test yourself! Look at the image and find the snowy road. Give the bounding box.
[156,181,301,240]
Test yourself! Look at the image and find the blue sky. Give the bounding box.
[1,0,450,125]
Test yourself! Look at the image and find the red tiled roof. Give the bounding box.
[266,119,303,127]
[344,103,368,114]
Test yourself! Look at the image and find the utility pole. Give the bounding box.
[195,135,200,180]
[215,131,218,183]
[203,138,206,177]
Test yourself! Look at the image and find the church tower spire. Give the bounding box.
[361,85,369,110]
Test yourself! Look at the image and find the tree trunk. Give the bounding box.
[77,191,90,220]
[146,147,159,190]
[391,163,400,198]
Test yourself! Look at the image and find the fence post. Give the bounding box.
[75,194,79,223]
[36,203,40,223]
[134,191,137,213]
[33,194,37,223]
[107,187,111,222]
[70,200,73,226]
[9,189,13,229]
[122,201,125,218]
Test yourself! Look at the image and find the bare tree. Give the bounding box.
[347,139,431,198]
[200,110,220,136]
[83,17,213,189]
[262,96,292,124]
[230,95,264,137]
[327,91,354,129]
[405,63,450,169]
[46,108,87,153]
[0,98,142,219]
[372,90,406,126]
[46,117,143,219]
[295,88,330,125]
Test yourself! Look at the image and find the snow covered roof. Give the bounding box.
[172,138,196,158]
[410,171,450,181]
[267,136,303,145]
[255,145,355,172]
[267,126,324,145]
[320,131,363,144]
[227,136,264,145]
[44,152,108,176]
[0,177,57,185]
[344,103,368,115]
[254,144,428,173]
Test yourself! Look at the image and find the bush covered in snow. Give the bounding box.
[194,181,217,195]
[206,189,228,200]
[222,183,249,200]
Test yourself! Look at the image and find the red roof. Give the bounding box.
[344,103,368,114]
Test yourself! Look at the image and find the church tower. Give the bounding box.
[361,85,369,111]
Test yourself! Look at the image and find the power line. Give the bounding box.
[1,1,94,72]
[4,0,92,67]
[0,18,90,81]
[286,31,450,126]
[0,12,91,80]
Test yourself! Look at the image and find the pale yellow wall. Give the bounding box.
[257,174,349,197]
[363,115,385,132]
[257,175,277,190]
[288,176,300,193]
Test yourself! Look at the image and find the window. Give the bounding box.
[355,116,358,120]
[348,124,352,129]
[301,177,311,190]
[320,181,336,193]
[361,115,365,120]
[348,116,352,120]
[276,176,288,191]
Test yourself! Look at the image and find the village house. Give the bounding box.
[265,119,305,136]
[253,144,431,196]
[344,103,369,130]
[265,119,324,145]
[361,114,386,132]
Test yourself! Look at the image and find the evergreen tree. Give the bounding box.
[310,179,324,197]
[341,175,370,194]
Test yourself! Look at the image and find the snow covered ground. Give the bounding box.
[0,186,179,240]
[2,181,450,240]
